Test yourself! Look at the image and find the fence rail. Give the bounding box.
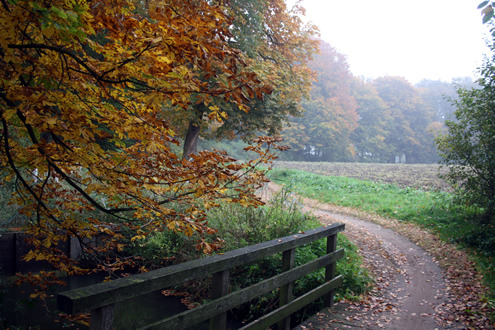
[57,223,345,330]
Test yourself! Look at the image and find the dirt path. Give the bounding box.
[300,209,452,329]
[260,183,491,329]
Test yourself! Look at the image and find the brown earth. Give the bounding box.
[260,182,494,329]
[271,161,450,192]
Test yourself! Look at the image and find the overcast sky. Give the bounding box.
[294,0,492,84]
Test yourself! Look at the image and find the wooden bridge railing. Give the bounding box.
[57,223,345,330]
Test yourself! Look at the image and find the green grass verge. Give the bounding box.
[267,168,495,298]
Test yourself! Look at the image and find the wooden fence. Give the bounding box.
[0,231,99,276]
[57,223,345,330]
[0,232,85,276]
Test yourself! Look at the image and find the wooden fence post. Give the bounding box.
[323,234,337,308]
[210,269,230,330]
[90,304,114,330]
[278,248,295,330]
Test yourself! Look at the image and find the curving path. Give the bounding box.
[261,183,464,329]
[299,210,454,329]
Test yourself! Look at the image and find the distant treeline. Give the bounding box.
[280,41,477,164]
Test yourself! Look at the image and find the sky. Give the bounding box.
[293,0,492,85]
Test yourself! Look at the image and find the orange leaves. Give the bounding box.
[207,106,228,123]
[130,229,146,242]
[280,39,358,161]
[195,238,222,254]
[0,0,289,313]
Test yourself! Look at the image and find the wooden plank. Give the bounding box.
[324,234,338,308]
[239,276,343,330]
[209,269,229,330]
[58,224,345,314]
[90,304,114,330]
[139,249,344,330]
[278,248,295,330]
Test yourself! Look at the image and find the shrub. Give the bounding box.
[126,183,371,325]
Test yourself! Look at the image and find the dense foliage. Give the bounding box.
[433,0,495,226]
[436,59,495,226]
[177,0,318,158]
[0,0,316,299]
[136,185,371,326]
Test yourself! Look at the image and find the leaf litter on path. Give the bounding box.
[262,183,494,329]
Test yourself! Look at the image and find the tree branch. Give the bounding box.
[1,0,10,12]
[1,117,57,224]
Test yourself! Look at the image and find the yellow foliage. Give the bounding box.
[0,0,291,310]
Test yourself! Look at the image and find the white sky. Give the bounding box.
[294,0,492,84]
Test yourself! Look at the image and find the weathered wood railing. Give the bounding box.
[57,223,345,330]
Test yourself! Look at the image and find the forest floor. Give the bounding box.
[261,182,493,329]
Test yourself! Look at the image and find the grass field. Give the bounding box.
[268,164,459,232]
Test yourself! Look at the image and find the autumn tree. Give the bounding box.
[350,78,390,162]
[415,79,459,122]
[167,0,319,159]
[372,76,436,163]
[0,0,288,296]
[283,40,358,161]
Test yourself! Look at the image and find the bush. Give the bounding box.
[436,55,495,225]
[127,184,371,325]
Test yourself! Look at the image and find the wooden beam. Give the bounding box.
[210,269,230,330]
[90,304,114,330]
[278,248,295,330]
[139,249,344,330]
[323,233,338,308]
[239,276,343,330]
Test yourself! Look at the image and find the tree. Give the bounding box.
[372,76,436,163]
[0,0,286,296]
[175,0,319,158]
[415,79,458,122]
[436,69,495,225]
[283,40,358,161]
[415,78,478,123]
[350,78,390,162]
[433,0,495,225]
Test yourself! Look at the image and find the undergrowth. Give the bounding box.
[131,184,372,325]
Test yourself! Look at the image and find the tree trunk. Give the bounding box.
[183,104,206,160]
[183,120,201,160]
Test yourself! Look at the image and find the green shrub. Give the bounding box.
[130,183,371,325]
[210,185,370,324]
